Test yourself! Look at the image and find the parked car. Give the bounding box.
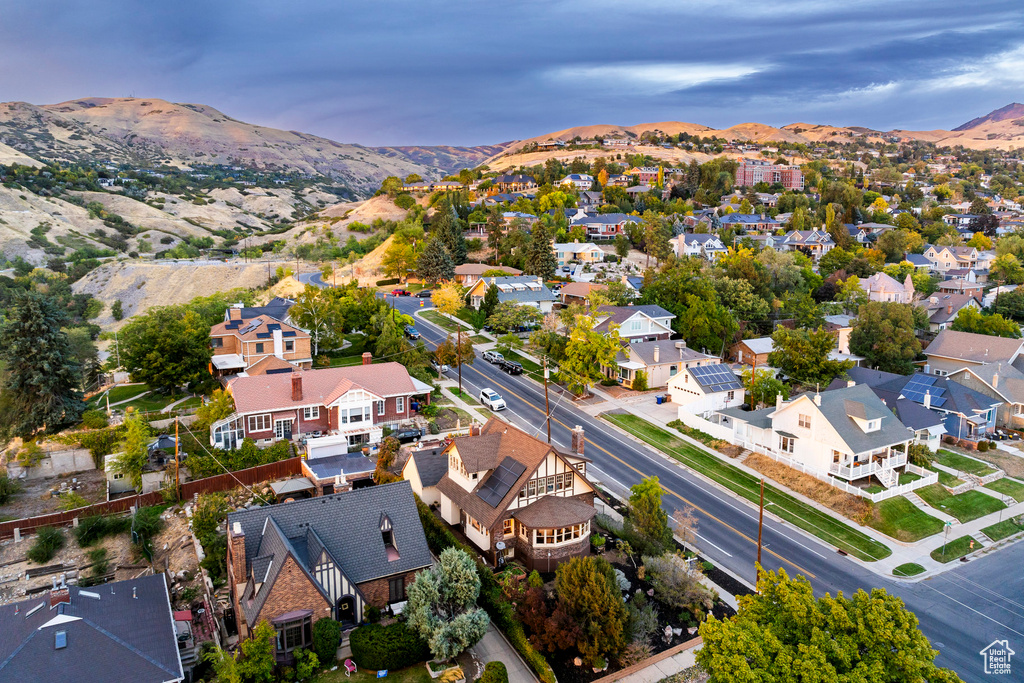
[482,350,505,364]
[391,427,423,443]
[391,289,411,296]
[500,360,523,375]
[430,359,450,373]
[405,325,421,339]
[479,388,506,411]
[415,289,433,298]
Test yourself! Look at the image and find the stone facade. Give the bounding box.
[512,534,590,572]
[231,555,331,640]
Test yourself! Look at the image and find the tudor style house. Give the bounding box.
[227,482,432,662]
[210,359,431,450]
[209,306,312,377]
[421,419,598,572]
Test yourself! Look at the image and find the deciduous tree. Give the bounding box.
[119,306,212,393]
[626,476,673,555]
[560,314,620,396]
[950,307,1021,339]
[768,326,852,386]
[849,302,923,374]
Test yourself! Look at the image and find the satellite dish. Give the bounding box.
[495,541,506,550]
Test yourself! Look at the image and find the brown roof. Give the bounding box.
[926,329,1024,363]
[210,315,308,341]
[245,356,299,376]
[229,363,418,415]
[560,282,606,300]
[513,495,596,528]
[435,418,594,529]
[454,264,522,276]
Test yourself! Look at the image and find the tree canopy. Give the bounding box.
[119,306,213,393]
[406,547,489,661]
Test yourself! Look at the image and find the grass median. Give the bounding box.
[418,309,465,333]
[602,412,892,562]
[931,535,978,563]
[893,562,925,577]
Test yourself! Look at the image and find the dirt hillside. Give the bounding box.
[0,184,110,262]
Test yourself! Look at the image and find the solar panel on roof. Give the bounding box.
[690,364,742,393]
[238,319,264,335]
[477,457,527,508]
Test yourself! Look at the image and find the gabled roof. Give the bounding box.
[229,297,295,323]
[953,362,1024,404]
[454,264,522,277]
[0,574,183,683]
[621,340,714,366]
[245,355,299,376]
[926,330,1024,364]
[736,337,774,355]
[807,384,913,454]
[407,448,450,487]
[211,315,307,342]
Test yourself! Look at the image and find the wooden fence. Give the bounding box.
[0,457,303,540]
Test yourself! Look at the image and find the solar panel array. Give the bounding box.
[477,457,527,508]
[690,364,742,393]
[238,318,264,336]
[901,375,947,408]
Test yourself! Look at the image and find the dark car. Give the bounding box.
[404,325,421,339]
[391,427,423,443]
[415,289,433,298]
[391,289,411,296]
[500,360,524,375]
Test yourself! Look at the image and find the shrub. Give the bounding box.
[311,618,340,665]
[365,605,382,623]
[27,527,66,564]
[349,622,430,671]
[642,553,715,616]
[526,570,544,589]
[294,647,320,680]
[73,514,130,547]
[591,535,606,549]
[112,299,123,321]
[81,409,109,429]
[131,506,165,561]
[0,475,21,505]
[632,370,648,392]
[978,440,989,452]
[394,194,416,210]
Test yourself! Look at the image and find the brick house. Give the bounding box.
[226,482,432,662]
[735,159,804,190]
[209,309,313,377]
[417,418,598,572]
[210,358,432,450]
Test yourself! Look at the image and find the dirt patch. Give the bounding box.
[0,469,107,520]
[971,448,1024,479]
[434,408,461,431]
[744,453,871,523]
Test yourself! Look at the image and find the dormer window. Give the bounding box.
[380,513,398,561]
[866,419,880,432]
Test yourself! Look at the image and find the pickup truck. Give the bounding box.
[499,360,523,375]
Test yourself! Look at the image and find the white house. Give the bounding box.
[592,305,675,342]
[553,241,604,266]
[558,174,594,190]
[668,362,745,416]
[670,233,727,260]
[861,272,915,304]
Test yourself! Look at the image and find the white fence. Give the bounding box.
[676,410,733,442]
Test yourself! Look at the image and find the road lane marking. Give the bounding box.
[922,583,1024,639]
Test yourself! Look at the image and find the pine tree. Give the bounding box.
[433,198,467,265]
[480,282,500,319]
[418,235,455,282]
[523,221,558,281]
[0,292,85,436]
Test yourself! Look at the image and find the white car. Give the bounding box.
[479,388,506,411]
[482,350,504,364]
[431,359,450,373]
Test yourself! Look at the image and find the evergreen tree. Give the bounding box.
[480,282,500,320]
[407,547,489,660]
[418,235,455,283]
[0,292,85,436]
[523,221,558,280]
[433,197,467,265]
[626,476,673,555]
[555,556,627,666]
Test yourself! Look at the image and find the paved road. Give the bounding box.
[384,294,1024,681]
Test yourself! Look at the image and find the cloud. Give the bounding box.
[544,62,762,95]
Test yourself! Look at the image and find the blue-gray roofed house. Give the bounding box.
[466,275,556,312]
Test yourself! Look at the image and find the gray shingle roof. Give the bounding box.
[815,385,913,453]
[409,448,450,487]
[926,330,1024,364]
[0,574,182,683]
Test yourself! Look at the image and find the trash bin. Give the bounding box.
[656,395,664,405]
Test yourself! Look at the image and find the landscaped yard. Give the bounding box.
[89,383,150,407]
[981,518,1024,542]
[983,477,1024,503]
[316,663,431,683]
[930,535,979,563]
[936,450,997,477]
[898,472,921,485]
[122,391,189,414]
[893,562,925,577]
[603,413,892,561]
[865,496,944,542]
[470,334,490,344]
[916,485,1007,523]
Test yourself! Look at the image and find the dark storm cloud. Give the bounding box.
[0,0,1021,144]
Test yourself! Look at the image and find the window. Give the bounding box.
[112,472,124,480]
[832,449,842,463]
[780,436,795,453]
[211,337,223,348]
[798,414,811,429]
[669,365,677,377]
[533,522,589,545]
[285,340,294,352]
[377,400,385,416]
[348,433,370,446]
[303,406,319,420]
[255,342,264,354]
[396,397,405,413]
[248,414,271,432]
[630,320,642,332]
[275,616,312,653]
[389,577,406,602]
[503,518,514,535]
[727,390,735,401]
[527,480,537,497]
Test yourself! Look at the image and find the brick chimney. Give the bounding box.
[469,423,481,437]
[229,522,247,585]
[993,373,999,389]
[49,578,70,608]
[362,352,372,366]
[571,426,585,455]
[291,374,303,401]
[228,305,243,321]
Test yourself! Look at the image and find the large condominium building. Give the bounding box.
[735,159,804,190]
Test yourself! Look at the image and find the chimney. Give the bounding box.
[653,345,660,363]
[993,373,999,389]
[228,306,242,321]
[571,426,585,456]
[924,390,931,409]
[291,374,303,401]
[132,587,137,599]
[947,303,953,315]
[229,522,247,585]
[469,423,481,437]
[49,586,70,609]
[362,352,372,366]
[814,393,821,406]
[776,393,784,410]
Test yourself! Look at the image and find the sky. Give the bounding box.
[1,0,1023,146]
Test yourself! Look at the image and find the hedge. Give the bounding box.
[477,662,508,683]
[312,618,340,665]
[349,622,429,671]
[376,278,400,286]
[415,497,556,683]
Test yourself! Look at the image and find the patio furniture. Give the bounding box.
[344,659,357,677]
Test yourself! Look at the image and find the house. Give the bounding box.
[592,305,675,342]
[569,212,639,239]
[453,263,521,286]
[937,278,984,298]
[923,245,981,275]
[670,233,727,260]
[401,446,449,506]
[918,293,982,332]
[210,360,431,450]
[625,184,654,198]
[718,213,782,233]
[210,313,312,377]
[781,230,835,260]
[226,482,433,660]
[492,174,537,193]
[730,337,774,366]
[627,166,661,184]
[718,384,914,489]
[553,241,604,266]
[983,285,1018,308]
[925,329,1024,376]
[502,211,538,227]
[734,159,804,190]
[104,444,182,498]
[942,213,984,227]
[466,275,556,312]
[578,190,603,208]
[823,314,855,354]
[903,253,933,271]
[948,362,1024,430]
[861,272,915,304]
[431,418,598,571]
[558,174,594,190]
[607,340,717,389]
[559,282,607,306]
[0,574,185,683]
[223,297,297,325]
[668,359,745,415]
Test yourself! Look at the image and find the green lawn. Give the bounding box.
[90,384,149,407]
[934,469,965,487]
[936,450,997,476]
[983,477,1024,503]
[505,350,548,382]
[470,335,490,344]
[316,663,431,683]
[898,472,921,485]
[931,535,979,563]
[981,518,1024,542]
[123,392,188,414]
[866,496,944,542]
[893,562,926,577]
[603,413,892,561]
[418,309,465,333]
[916,484,1007,523]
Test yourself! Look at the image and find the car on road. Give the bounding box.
[391,289,411,296]
[404,325,421,339]
[415,289,433,298]
[391,426,423,443]
[482,350,505,364]
[479,388,506,411]
[430,359,450,373]
[499,360,523,375]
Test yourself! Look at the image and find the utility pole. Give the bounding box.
[544,361,551,443]
[174,417,180,502]
[757,478,765,569]
[749,355,757,411]
[457,329,463,396]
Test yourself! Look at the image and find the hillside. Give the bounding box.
[0,184,111,261]
[370,144,510,173]
[954,103,1024,131]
